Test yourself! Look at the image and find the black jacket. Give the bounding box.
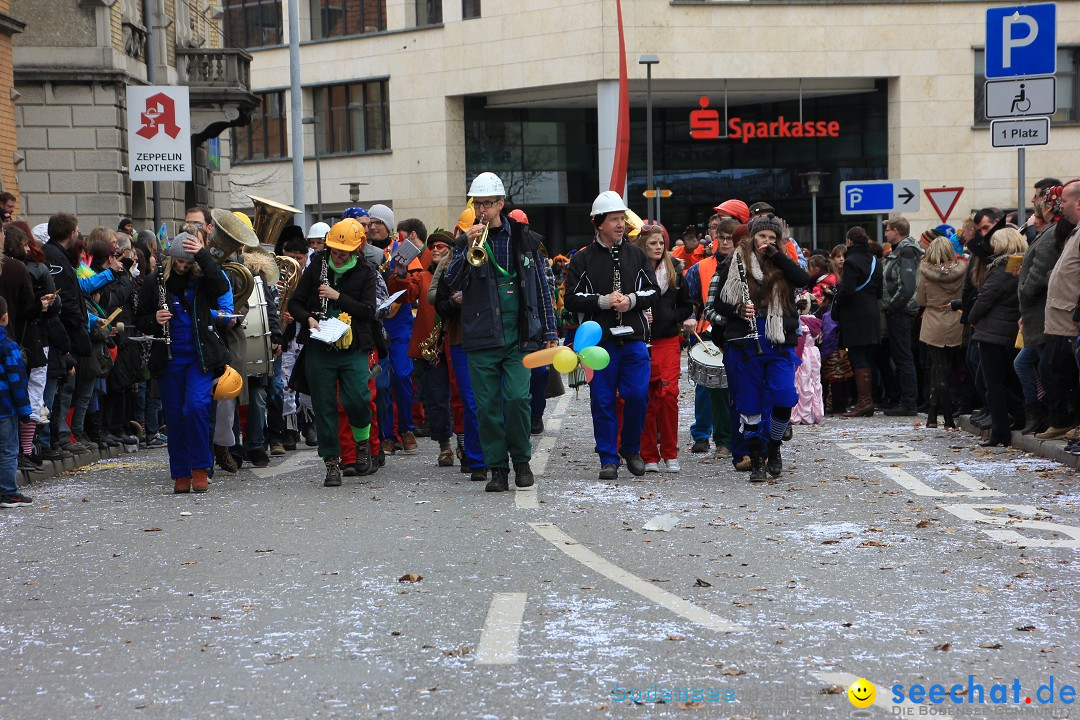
[1017,222,1062,346]
[288,252,377,353]
[649,268,694,340]
[23,260,58,368]
[831,243,883,348]
[969,257,1021,347]
[564,238,659,344]
[711,247,810,346]
[134,249,232,376]
[43,239,91,356]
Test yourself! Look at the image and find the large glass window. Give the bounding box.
[974,48,1078,124]
[310,0,386,39]
[312,80,391,154]
[233,91,288,162]
[462,0,480,20]
[416,0,442,26]
[223,0,283,48]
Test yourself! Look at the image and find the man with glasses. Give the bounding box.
[444,172,558,492]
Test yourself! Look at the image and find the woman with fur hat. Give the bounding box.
[711,214,810,482]
[915,236,967,429]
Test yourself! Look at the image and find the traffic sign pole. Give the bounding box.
[1019,148,1026,225]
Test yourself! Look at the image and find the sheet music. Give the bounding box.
[377,289,407,313]
[308,317,350,344]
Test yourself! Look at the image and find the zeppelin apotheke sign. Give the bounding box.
[127,86,192,182]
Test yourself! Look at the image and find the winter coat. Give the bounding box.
[915,259,966,348]
[43,239,92,357]
[22,260,58,368]
[882,236,922,314]
[564,238,659,345]
[1044,225,1080,338]
[710,246,811,347]
[1017,222,1062,346]
[0,258,39,354]
[288,251,377,353]
[969,255,1021,347]
[831,243,882,348]
[648,264,694,340]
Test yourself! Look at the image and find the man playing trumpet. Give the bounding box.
[444,172,558,492]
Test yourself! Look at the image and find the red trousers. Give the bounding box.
[640,335,681,463]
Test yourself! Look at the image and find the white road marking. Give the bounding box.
[837,442,934,463]
[248,450,319,479]
[878,466,1003,497]
[475,592,527,664]
[813,672,920,714]
[939,504,1080,548]
[529,522,746,633]
[516,392,573,510]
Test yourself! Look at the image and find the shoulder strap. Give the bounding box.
[855,257,877,292]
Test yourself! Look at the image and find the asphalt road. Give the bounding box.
[1,380,1078,720]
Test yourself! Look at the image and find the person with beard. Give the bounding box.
[712,214,809,482]
[135,232,230,493]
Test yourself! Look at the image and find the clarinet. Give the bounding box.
[316,251,329,320]
[158,266,172,360]
[735,250,763,355]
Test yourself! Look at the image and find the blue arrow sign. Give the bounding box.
[986,3,1057,79]
[840,180,921,215]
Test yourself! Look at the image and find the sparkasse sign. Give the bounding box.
[127,86,192,182]
[690,97,840,143]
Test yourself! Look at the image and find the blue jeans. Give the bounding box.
[237,379,267,451]
[1013,344,1041,404]
[0,415,19,496]
[589,341,650,466]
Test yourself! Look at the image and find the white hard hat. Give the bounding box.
[307,221,331,239]
[468,172,506,198]
[590,190,629,217]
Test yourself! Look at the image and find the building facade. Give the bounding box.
[12,0,257,230]
[236,1,1077,249]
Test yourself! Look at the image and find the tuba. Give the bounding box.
[250,195,300,250]
[222,261,254,309]
[208,207,260,262]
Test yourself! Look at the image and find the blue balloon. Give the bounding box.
[574,321,603,351]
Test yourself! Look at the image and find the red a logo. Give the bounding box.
[690,96,720,140]
[136,92,182,140]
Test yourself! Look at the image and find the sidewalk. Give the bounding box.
[957,414,1080,468]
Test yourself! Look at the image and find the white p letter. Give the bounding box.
[1003,12,1038,68]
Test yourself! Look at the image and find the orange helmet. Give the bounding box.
[508,208,529,224]
[213,365,243,401]
[326,219,366,252]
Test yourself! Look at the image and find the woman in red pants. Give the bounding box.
[635,223,693,472]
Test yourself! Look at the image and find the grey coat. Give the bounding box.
[1016,222,1061,347]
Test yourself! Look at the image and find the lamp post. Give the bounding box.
[639,54,659,221]
[800,171,826,249]
[340,181,370,207]
[302,116,322,222]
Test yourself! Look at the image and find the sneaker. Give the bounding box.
[690,439,710,453]
[619,450,646,477]
[401,431,419,454]
[145,433,167,449]
[513,462,534,488]
[41,445,71,461]
[644,462,661,473]
[599,463,618,481]
[714,445,731,459]
[1035,426,1072,441]
[531,416,544,435]
[18,454,42,471]
[662,458,682,473]
[734,455,752,472]
[485,467,510,492]
[438,449,455,467]
[0,493,33,508]
[269,442,286,457]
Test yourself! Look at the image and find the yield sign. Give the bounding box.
[925,187,964,224]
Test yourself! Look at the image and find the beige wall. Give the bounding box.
[230,0,1080,229]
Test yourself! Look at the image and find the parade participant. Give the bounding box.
[413,230,455,466]
[307,221,330,254]
[279,235,311,448]
[564,190,658,480]
[714,199,750,225]
[634,223,692,472]
[444,172,558,492]
[135,232,231,493]
[670,225,705,268]
[713,213,810,482]
[287,219,378,486]
[508,208,555,435]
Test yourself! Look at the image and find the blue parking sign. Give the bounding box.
[986,3,1056,78]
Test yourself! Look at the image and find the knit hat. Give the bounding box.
[747,214,785,241]
[713,199,750,223]
[368,203,395,229]
[166,232,197,260]
[731,224,750,244]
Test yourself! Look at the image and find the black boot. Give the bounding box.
[513,462,534,488]
[355,443,376,476]
[324,456,342,487]
[485,467,509,492]
[1021,401,1047,435]
[925,403,939,428]
[747,438,767,483]
[766,441,783,477]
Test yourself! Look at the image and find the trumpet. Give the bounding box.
[467,220,490,267]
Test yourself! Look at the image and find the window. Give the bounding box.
[974,48,1078,124]
[223,0,283,48]
[312,80,391,154]
[233,91,288,162]
[310,0,386,39]
[416,0,442,26]
[462,0,480,20]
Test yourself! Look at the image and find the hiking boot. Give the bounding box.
[248,447,270,468]
[324,457,343,487]
[302,423,319,447]
[619,450,646,477]
[401,431,419,454]
[173,476,192,494]
[344,464,358,477]
[766,442,783,477]
[531,416,544,435]
[269,441,286,456]
[599,463,618,481]
[62,440,90,455]
[438,448,455,467]
[191,469,209,493]
[714,445,731,459]
[355,444,376,476]
[690,439,710,453]
[749,454,768,483]
[215,445,238,473]
[485,467,509,492]
[734,455,752,472]
[513,462,534,488]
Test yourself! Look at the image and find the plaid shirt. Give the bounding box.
[0,326,30,421]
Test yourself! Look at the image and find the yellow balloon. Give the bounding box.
[551,347,579,374]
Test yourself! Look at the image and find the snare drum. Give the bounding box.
[687,341,727,389]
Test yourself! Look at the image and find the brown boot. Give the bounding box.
[843,369,875,418]
[173,476,192,494]
[191,469,209,493]
[401,431,418,454]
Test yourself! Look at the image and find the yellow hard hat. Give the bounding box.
[326,218,366,252]
[457,204,476,234]
[232,211,254,229]
[213,365,243,401]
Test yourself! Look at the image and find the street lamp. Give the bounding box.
[301,116,323,222]
[340,181,370,205]
[800,171,827,249]
[639,54,659,221]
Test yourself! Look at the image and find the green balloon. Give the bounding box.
[579,345,610,371]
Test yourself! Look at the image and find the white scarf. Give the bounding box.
[719,247,787,345]
[654,261,669,295]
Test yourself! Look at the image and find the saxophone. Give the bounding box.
[418,320,443,364]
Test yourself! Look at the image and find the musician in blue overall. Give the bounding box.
[712,214,810,482]
[564,191,659,481]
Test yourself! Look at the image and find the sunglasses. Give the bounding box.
[639,224,665,234]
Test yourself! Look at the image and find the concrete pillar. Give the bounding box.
[597,79,619,196]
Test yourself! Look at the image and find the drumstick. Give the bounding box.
[692,331,722,357]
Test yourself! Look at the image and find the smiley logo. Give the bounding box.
[848,678,876,708]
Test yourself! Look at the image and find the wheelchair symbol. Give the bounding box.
[1011,84,1031,114]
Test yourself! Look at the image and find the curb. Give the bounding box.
[956,415,1080,469]
[20,442,141,487]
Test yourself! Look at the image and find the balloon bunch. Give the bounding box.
[522,320,610,382]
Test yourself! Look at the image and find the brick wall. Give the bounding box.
[0,0,19,204]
